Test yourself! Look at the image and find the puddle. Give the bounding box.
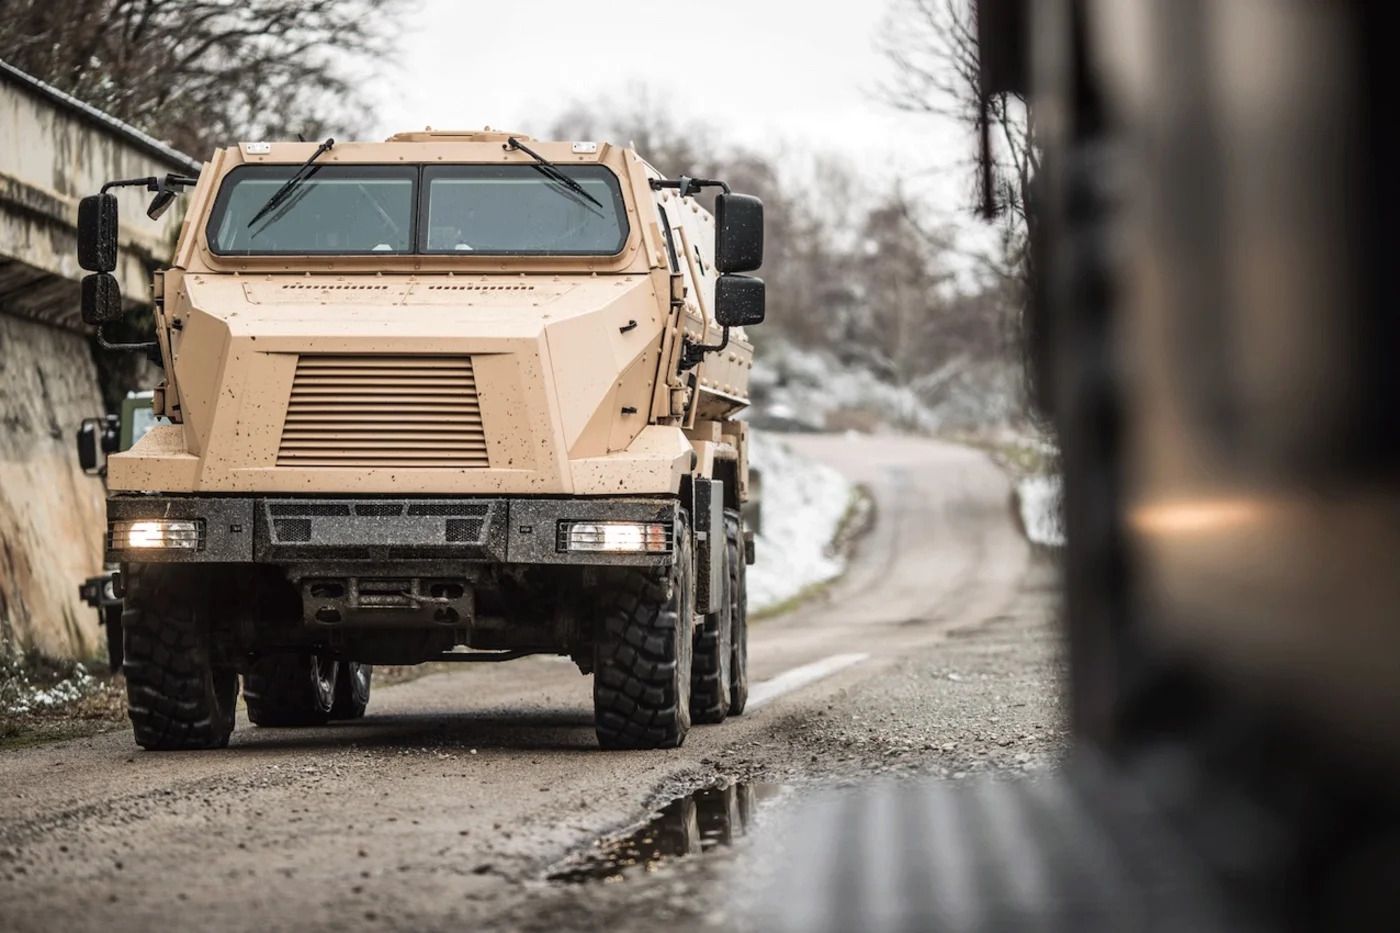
[550,781,786,883]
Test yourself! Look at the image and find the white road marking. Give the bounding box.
[747,653,871,711]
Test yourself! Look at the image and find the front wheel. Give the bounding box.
[592,514,695,750]
[121,566,238,751]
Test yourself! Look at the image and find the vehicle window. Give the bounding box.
[422,165,628,255]
[657,204,680,272]
[128,406,160,445]
[207,165,417,255]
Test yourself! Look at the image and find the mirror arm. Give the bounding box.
[679,327,730,371]
[95,324,159,356]
[101,173,199,194]
[650,176,732,198]
[101,176,157,194]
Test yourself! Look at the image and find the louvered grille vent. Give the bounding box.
[277,355,488,469]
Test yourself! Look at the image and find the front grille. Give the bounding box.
[269,502,350,516]
[273,518,312,541]
[355,503,404,516]
[446,518,485,542]
[408,502,490,517]
[277,355,489,469]
[257,498,506,561]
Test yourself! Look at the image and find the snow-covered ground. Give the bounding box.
[749,341,1025,435]
[746,432,857,613]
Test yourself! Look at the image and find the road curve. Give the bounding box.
[0,433,1054,932]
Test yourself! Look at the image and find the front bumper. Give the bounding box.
[106,496,678,567]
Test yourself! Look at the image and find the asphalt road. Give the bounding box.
[0,434,1064,932]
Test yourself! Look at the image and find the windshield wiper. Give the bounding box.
[247,137,335,228]
[506,137,603,209]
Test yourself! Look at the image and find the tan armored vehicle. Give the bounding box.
[75,129,766,751]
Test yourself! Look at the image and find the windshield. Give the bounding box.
[423,165,627,255]
[208,165,417,255]
[206,163,630,256]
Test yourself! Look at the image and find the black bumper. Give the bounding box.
[106,496,678,567]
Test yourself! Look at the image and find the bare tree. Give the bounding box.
[0,0,412,155]
[879,0,1049,422]
[878,0,1037,233]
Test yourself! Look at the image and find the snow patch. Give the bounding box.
[1016,474,1065,548]
[747,432,856,613]
[0,661,94,716]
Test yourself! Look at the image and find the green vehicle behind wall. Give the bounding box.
[76,391,160,671]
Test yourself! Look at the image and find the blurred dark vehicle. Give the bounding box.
[760,1,1399,928]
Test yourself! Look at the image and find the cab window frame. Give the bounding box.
[204,162,633,259]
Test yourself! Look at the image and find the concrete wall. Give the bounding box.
[0,313,108,657]
[0,61,196,659]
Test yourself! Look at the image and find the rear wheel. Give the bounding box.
[330,662,372,720]
[727,511,750,715]
[244,653,337,727]
[691,529,733,724]
[592,514,695,749]
[121,566,238,751]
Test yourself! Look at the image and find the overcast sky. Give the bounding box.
[375,0,972,214]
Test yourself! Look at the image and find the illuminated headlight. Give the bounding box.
[111,519,203,550]
[562,522,671,554]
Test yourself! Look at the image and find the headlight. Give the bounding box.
[562,522,671,554]
[111,519,203,550]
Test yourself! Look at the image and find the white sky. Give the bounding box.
[375,0,975,216]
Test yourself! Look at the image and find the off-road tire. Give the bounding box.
[691,528,733,724]
[592,514,695,749]
[244,654,338,727]
[727,511,750,715]
[330,662,372,720]
[121,566,238,751]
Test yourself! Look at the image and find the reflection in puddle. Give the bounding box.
[550,782,785,883]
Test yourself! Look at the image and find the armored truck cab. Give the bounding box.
[76,130,765,751]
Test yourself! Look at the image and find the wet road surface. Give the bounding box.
[0,433,1064,932]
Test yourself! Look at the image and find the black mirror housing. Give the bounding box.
[81,273,124,325]
[77,194,118,272]
[76,421,100,472]
[714,193,764,274]
[146,188,177,220]
[76,414,120,473]
[714,274,765,328]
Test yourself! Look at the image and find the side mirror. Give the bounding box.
[76,415,118,474]
[714,274,765,328]
[77,194,119,272]
[714,193,764,274]
[81,273,124,325]
[146,188,178,220]
[76,421,100,472]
